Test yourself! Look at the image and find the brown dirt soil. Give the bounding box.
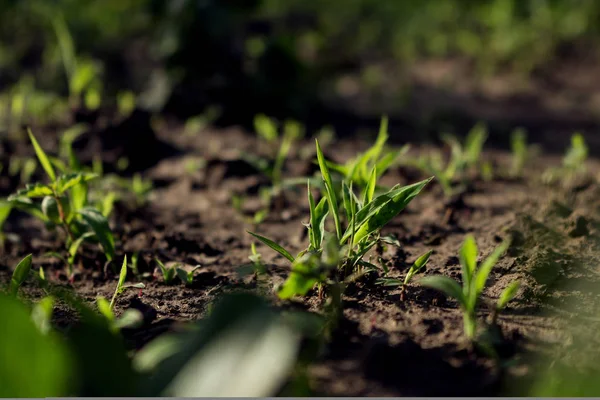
[2,123,600,396]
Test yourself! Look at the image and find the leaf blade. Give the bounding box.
[28,128,56,182]
[247,231,295,262]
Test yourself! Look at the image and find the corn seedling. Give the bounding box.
[376,249,432,301]
[420,235,516,341]
[7,130,115,279]
[96,256,145,332]
[248,139,432,331]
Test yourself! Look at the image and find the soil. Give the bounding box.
[2,118,600,396]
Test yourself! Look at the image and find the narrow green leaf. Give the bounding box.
[497,281,520,310]
[341,178,432,244]
[363,165,377,205]
[473,239,510,299]
[459,235,478,289]
[109,255,128,310]
[78,207,115,260]
[404,249,433,285]
[342,181,360,222]
[117,255,128,289]
[155,258,168,278]
[247,231,295,262]
[27,128,56,182]
[420,275,466,307]
[10,254,33,296]
[307,182,318,250]
[351,177,433,244]
[315,139,342,240]
[375,278,403,287]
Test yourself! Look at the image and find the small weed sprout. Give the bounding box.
[376,249,432,301]
[7,130,115,279]
[420,235,517,341]
[248,139,432,331]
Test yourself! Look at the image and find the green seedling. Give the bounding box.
[420,235,516,341]
[248,114,305,187]
[96,256,145,332]
[376,249,432,301]
[325,116,409,199]
[155,258,199,285]
[155,258,178,284]
[543,133,589,184]
[509,128,527,177]
[9,254,33,296]
[248,139,432,332]
[176,265,202,286]
[407,123,488,196]
[7,130,115,278]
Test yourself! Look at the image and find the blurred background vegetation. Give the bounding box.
[2,0,600,138]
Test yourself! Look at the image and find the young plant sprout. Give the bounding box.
[96,256,145,332]
[420,235,517,341]
[155,258,201,285]
[249,114,305,187]
[376,249,432,301]
[407,123,488,197]
[7,130,115,279]
[509,128,527,177]
[543,133,589,184]
[248,139,432,330]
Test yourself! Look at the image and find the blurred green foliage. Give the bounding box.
[2,0,600,122]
